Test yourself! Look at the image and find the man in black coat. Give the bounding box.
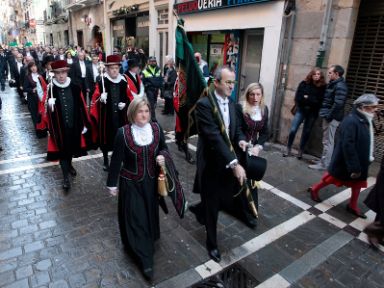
[309,64,348,171]
[70,51,93,104]
[0,46,9,91]
[9,53,24,98]
[190,66,248,262]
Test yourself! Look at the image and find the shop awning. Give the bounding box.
[65,0,100,11]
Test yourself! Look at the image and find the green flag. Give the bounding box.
[174,18,207,139]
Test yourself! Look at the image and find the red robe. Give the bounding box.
[43,81,91,161]
[34,75,47,134]
[90,75,132,151]
[125,71,143,100]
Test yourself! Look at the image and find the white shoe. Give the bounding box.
[308,163,326,171]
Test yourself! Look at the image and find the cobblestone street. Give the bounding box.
[0,86,384,288]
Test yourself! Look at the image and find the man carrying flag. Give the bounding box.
[173,19,207,164]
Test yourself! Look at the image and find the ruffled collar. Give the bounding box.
[53,77,71,88]
[104,72,126,84]
[131,123,153,146]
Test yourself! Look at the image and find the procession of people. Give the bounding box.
[0,40,383,282]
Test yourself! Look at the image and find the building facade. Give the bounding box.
[43,0,70,47]
[104,0,174,68]
[276,0,384,159]
[65,0,104,51]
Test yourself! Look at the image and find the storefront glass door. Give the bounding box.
[239,29,264,94]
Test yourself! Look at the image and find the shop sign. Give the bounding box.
[174,0,271,14]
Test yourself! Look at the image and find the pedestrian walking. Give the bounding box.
[162,57,177,115]
[237,82,269,228]
[90,54,132,171]
[44,60,91,190]
[308,94,379,218]
[23,62,47,138]
[284,67,326,159]
[189,66,248,263]
[125,59,145,100]
[106,97,178,281]
[364,153,384,249]
[142,56,163,121]
[0,46,9,91]
[309,65,348,170]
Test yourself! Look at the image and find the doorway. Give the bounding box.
[239,29,264,94]
[77,30,84,48]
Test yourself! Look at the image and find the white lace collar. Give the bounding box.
[104,72,126,84]
[131,123,153,146]
[53,77,71,88]
[31,73,40,83]
[250,105,262,121]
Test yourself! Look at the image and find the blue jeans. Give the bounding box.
[287,109,317,150]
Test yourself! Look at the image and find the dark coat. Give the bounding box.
[328,108,372,181]
[319,77,348,122]
[295,81,325,115]
[364,156,384,225]
[0,53,8,78]
[194,93,246,195]
[70,60,93,91]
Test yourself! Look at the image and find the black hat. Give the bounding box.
[127,59,139,69]
[245,154,267,181]
[42,55,55,67]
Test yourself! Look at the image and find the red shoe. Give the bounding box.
[307,187,321,202]
[346,205,367,219]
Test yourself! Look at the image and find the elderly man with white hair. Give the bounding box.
[308,94,380,218]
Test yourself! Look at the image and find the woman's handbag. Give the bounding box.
[158,166,168,196]
[158,166,175,197]
[290,104,297,116]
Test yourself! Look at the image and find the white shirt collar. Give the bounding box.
[214,91,229,105]
[104,72,126,84]
[53,77,71,88]
[129,71,137,77]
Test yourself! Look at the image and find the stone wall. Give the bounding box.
[277,0,360,156]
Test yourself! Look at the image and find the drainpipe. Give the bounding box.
[316,0,333,68]
[271,0,296,142]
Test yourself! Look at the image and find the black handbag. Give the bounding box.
[9,79,17,88]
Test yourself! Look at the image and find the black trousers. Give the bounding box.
[199,168,238,250]
[59,157,73,179]
[146,89,158,121]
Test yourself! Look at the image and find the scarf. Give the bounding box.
[359,109,375,162]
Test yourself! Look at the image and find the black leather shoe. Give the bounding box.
[189,204,205,225]
[208,249,221,263]
[69,166,77,176]
[63,178,70,190]
[244,217,258,229]
[346,205,367,219]
[142,267,153,281]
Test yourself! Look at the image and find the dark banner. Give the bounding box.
[174,0,272,15]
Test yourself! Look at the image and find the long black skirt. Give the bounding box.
[364,157,384,225]
[118,175,160,270]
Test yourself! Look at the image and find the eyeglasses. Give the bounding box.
[221,80,237,85]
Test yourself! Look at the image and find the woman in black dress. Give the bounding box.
[238,82,269,228]
[106,97,168,280]
[23,61,47,138]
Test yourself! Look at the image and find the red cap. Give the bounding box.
[105,54,122,66]
[51,60,70,72]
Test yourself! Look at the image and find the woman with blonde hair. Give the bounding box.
[237,82,269,228]
[106,97,186,280]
